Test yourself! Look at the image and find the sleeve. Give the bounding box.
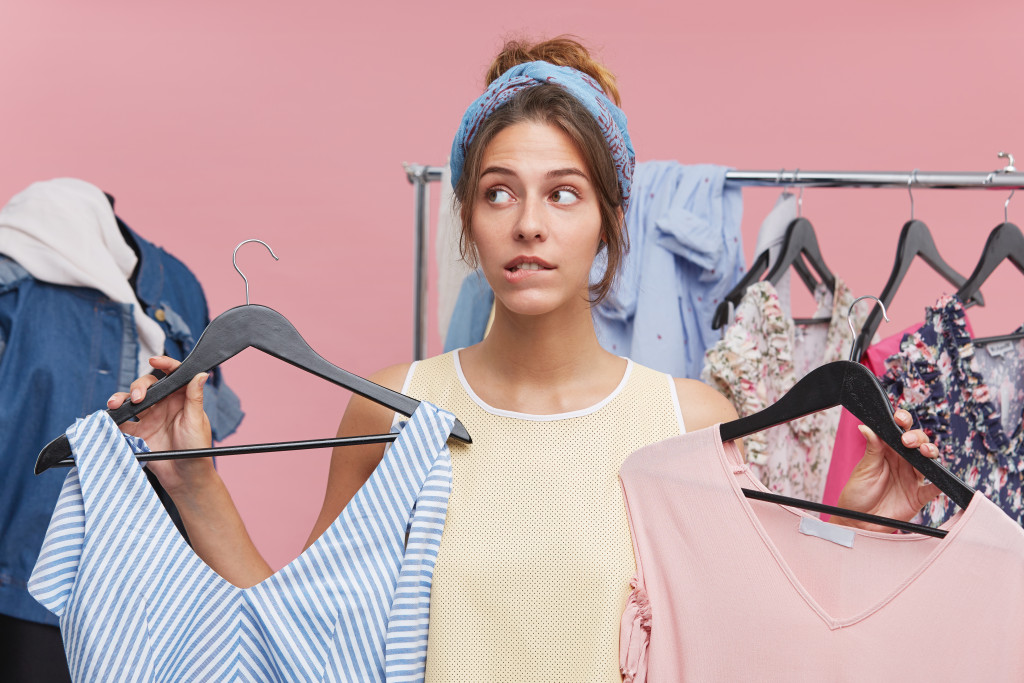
[619,575,653,682]
[27,469,86,619]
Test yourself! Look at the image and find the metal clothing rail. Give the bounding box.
[403,162,1024,360]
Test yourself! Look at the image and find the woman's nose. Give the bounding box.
[515,198,548,241]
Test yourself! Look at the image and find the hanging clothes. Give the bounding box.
[29,403,455,683]
[618,426,1024,682]
[434,160,474,345]
[592,162,745,379]
[443,270,493,352]
[0,218,241,631]
[443,162,745,378]
[0,179,164,375]
[701,279,864,499]
[748,192,798,321]
[879,295,1024,527]
[820,315,973,508]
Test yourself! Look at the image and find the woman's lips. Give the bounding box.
[504,257,554,283]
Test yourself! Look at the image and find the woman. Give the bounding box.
[113,37,941,681]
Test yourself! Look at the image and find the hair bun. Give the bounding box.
[486,36,621,106]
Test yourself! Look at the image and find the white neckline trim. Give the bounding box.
[452,348,633,421]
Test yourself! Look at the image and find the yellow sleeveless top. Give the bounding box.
[403,351,684,682]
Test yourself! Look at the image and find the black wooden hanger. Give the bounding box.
[850,175,985,361]
[712,217,836,330]
[955,206,1024,347]
[849,219,986,360]
[36,240,471,474]
[719,360,975,538]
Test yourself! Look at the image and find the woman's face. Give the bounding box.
[470,120,603,319]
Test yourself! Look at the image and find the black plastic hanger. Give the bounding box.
[849,174,986,360]
[36,241,471,474]
[719,360,976,538]
[850,219,986,360]
[712,218,833,330]
[762,218,837,291]
[955,220,1024,347]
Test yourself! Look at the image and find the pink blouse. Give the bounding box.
[619,426,1024,681]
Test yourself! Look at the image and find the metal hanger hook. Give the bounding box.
[999,151,1016,173]
[847,294,890,340]
[232,239,280,306]
[1006,188,1016,223]
[907,169,918,220]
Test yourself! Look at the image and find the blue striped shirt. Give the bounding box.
[29,404,455,682]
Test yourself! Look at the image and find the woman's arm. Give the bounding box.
[113,359,413,586]
[110,356,273,587]
[304,363,411,549]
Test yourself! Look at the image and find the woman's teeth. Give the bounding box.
[511,263,543,271]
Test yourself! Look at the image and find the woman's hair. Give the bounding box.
[455,36,628,305]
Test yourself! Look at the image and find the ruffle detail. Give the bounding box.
[881,294,1024,526]
[702,279,859,497]
[620,576,652,683]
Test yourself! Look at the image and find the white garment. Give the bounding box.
[751,192,798,320]
[435,161,473,345]
[0,179,164,374]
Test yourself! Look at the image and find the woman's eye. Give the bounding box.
[551,188,580,205]
[485,188,513,204]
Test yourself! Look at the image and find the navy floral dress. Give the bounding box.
[881,295,1024,527]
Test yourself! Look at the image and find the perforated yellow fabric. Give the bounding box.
[407,351,683,682]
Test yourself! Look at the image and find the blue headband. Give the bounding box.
[450,61,635,209]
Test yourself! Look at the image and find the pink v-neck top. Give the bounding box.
[618,426,1024,682]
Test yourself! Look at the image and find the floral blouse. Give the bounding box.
[702,278,864,499]
[880,295,1024,527]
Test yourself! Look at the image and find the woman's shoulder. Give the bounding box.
[672,376,739,432]
[367,362,413,392]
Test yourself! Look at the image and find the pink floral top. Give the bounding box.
[701,279,864,499]
[881,295,1024,526]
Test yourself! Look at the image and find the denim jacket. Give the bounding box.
[0,220,243,625]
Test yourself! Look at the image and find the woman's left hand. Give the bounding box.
[835,409,942,531]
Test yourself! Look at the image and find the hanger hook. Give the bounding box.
[907,169,918,220]
[999,151,1016,173]
[1006,189,1016,223]
[847,295,890,347]
[232,239,280,306]
[794,168,803,218]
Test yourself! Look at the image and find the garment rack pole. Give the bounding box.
[403,163,1024,360]
[407,164,432,360]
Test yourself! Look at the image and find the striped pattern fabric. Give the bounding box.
[29,404,455,682]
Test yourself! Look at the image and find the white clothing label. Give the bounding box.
[799,516,856,548]
[985,341,1015,358]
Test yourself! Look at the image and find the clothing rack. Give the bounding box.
[403,162,1024,360]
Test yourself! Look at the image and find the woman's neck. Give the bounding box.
[458,301,626,414]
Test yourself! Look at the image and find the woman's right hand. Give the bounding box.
[107,355,214,496]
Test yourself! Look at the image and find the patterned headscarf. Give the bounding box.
[450,61,635,210]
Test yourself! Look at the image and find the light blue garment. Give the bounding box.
[443,271,493,352]
[593,162,744,378]
[443,162,744,378]
[29,404,455,683]
[450,61,635,209]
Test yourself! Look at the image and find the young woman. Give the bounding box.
[113,37,942,682]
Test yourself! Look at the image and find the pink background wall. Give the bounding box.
[3,0,1022,568]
